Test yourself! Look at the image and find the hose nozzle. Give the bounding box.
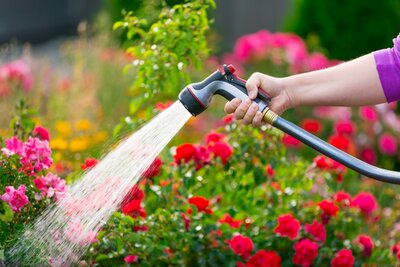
[179,64,271,116]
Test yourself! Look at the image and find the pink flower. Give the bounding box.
[1,184,29,212]
[34,172,67,201]
[360,148,376,165]
[229,234,254,260]
[335,121,355,136]
[1,136,23,156]
[33,126,50,141]
[306,52,330,71]
[351,192,378,215]
[266,164,275,178]
[359,106,378,122]
[305,220,326,243]
[274,214,301,240]
[318,200,339,217]
[124,255,138,263]
[379,133,397,155]
[1,59,33,92]
[357,234,373,257]
[20,137,53,173]
[292,239,319,267]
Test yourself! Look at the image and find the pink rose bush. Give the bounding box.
[0,109,67,250]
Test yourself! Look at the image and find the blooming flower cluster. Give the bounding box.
[226,30,340,75]
[2,133,53,175]
[34,172,67,201]
[174,132,233,169]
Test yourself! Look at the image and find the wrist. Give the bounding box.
[279,76,300,109]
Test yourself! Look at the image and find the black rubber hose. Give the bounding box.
[272,116,400,184]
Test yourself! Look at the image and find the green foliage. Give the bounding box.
[10,100,36,140]
[284,0,400,60]
[114,0,215,109]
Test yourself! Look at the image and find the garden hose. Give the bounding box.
[179,64,400,185]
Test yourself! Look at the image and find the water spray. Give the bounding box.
[179,64,400,184]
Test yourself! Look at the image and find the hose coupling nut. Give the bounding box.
[262,108,278,125]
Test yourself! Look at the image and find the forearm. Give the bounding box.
[284,53,387,108]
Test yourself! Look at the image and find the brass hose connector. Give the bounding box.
[262,108,278,125]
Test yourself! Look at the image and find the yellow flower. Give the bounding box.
[54,152,62,162]
[55,121,71,137]
[93,131,108,143]
[70,137,90,152]
[51,138,68,150]
[75,119,92,131]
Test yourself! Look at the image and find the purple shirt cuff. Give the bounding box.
[373,33,400,102]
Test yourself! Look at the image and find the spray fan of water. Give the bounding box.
[7,101,191,266]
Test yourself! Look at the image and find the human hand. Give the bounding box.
[224,72,293,127]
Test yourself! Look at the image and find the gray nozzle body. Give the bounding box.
[178,66,270,116]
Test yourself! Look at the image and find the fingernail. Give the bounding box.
[250,92,257,99]
[245,98,252,105]
[251,103,258,109]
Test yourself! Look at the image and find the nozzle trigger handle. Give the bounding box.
[219,75,271,112]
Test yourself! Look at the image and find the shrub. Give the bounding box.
[284,0,400,60]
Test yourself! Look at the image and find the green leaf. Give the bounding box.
[0,201,13,222]
[129,97,144,115]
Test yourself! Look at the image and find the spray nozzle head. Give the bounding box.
[178,64,271,116]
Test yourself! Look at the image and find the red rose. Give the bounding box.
[334,191,352,206]
[266,164,275,178]
[174,143,196,164]
[331,249,354,267]
[357,234,373,257]
[328,134,351,151]
[282,134,301,148]
[155,100,173,111]
[142,157,162,178]
[246,250,281,267]
[305,220,326,243]
[229,234,254,260]
[292,239,319,267]
[351,192,378,215]
[335,120,355,135]
[81,158,98,170]
[133,225,149,232]
[274,214,301,240]
[218,214,243,229]
[314,155,331,169]
[208,141,233,165]
[188,196,212,214]
[301,119,322,134]
[223,114,234,124]
[205,132,225,145]
[33,126,50,141]
[318,200,339,217]
[121,186,146,218]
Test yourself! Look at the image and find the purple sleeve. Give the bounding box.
[373,33,400,102]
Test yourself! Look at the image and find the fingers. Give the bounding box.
[246,72,265,99]
[242,103,258,125]
[252,111,263,127]
[234,98,252,120]
[224,98,241,114]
